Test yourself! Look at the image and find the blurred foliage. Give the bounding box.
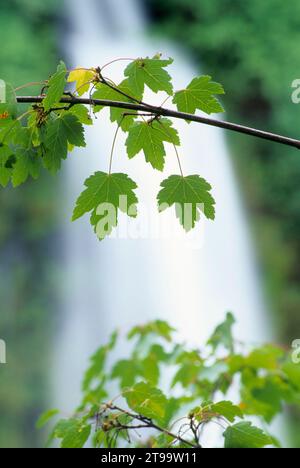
[146,0,300,446]
[0,0,60,447]
[43,315,300,448]
[0,0,59,89]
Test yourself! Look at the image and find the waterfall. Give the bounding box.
[53,0,271,413]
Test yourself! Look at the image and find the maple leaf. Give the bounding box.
[67,104,93,126]
[223,422,273,449]
[124,382,168,425]
[0,119,21,147]
[173,75,225,115]
[44,114,85,173]
[53,419,91,449]
[205,401,244,423]
[72,172,138,240]
[0,145,13,187]
[68,68,97,96]
[208,312,236,353]
[3,127,42,186]
[157,174,216,231]
[11,148,41,187]
[125,118,180,171]
[124,57,174,97]
[43,61,67,111]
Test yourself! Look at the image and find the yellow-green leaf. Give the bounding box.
[68,68,96,96]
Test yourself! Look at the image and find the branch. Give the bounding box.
[16,96,300,150]
[104,404,199,449]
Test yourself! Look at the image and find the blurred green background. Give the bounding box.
[0,0,60,448]
[1,0,300,447]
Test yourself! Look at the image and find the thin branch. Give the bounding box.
[15,96,300,150]
[99,73,157,111]
[190,420,202,448]
[14,81,46,92]
[99,76,143,106]
[157,118,184,176]
[109,122,123,174]
[100,58,136,73]
[119,424,151,430]
[106,404,198,449]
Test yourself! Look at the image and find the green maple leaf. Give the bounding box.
[43,61,67,111]
[128,320,175,342]
[72,171,138,240]
[124,382,168,424]
[61,113,86,147]
[83,331,117,392]
[223,422,273,449]
[126,118,180,171]
[67,105,93,126]
[0,145,13,187]
[243,376,285,423]
[157,174,216,231]
[173,75,225,115]
[0,119,21,146]
[208,312,236,353]
[44,114,85,172]
[93,79,142,132]
[11,148,41,187]
[208,401,244,423]
[36,409,60,430]
[282,361,300,391]
[246,345,284,371]
[124,57,174,96]
[12,126,32,148]
[112,360,140,389]
[192,400,243,424]
[53,419,91,449]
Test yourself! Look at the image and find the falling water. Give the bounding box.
[53,0,271,413]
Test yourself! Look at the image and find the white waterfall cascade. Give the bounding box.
[53,0,272,417]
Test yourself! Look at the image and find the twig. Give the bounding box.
[15,96,300,150]
[99,76,143,106]
[190,420,202,448]
[109,122,123,174]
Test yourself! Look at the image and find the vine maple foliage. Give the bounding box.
[1,55,299,240]
[38,314,300,449]
[2,56,300,449]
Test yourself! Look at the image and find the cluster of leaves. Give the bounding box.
[0,55,225,240]
[39,314,300,448]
